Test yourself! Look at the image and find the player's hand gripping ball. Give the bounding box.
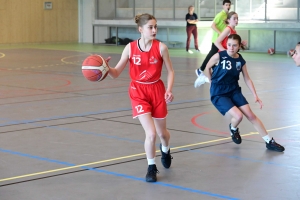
[82,55,109,82]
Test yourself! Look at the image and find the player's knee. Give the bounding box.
[157,129,169,139]
[235,113,243,122]
[246,113,257,122]
[145,131,156,142]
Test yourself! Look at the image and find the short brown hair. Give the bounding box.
[228,34,246,50]
[134,13,156,27]
[223,0,231,5]
[225,11,237,24]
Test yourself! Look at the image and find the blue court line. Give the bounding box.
[0,148,239,200]
[0,108,132,127]
[0,98,208,126]
[187,149,299,170]
[0,83,298,127]
[2,81,300,127]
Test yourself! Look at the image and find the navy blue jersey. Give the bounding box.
[210,50,246,96]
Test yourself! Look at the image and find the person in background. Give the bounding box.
[291,42,300,66]
[214,11,247,52]
[194,0,231,87]
[186,5,200,54]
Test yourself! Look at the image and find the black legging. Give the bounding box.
[200,43,219,71]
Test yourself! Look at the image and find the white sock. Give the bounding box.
[230,124,237,131]
[161,144,170,153]
[147,158,156,165]
[262,135,272,143]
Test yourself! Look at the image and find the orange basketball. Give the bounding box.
[82,55,109,82]
[268,48,275,55]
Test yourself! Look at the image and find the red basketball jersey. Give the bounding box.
[129,39,163,83]
[221,26,237,50]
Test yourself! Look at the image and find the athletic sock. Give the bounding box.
[230,124,237,131]
[161,144,170,153]
[147,158,156,165]
[262,135,271,143]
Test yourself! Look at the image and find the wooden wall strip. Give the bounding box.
[0,0,78,44]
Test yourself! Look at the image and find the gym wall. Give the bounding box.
[0,0,78,44]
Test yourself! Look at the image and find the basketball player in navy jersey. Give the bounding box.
[204,34,285,152]
[107,13,174,182]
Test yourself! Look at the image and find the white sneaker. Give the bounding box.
[187,50,193,54]
[194,73,206,88]
[204,76,210,83]
[195,68,202,77]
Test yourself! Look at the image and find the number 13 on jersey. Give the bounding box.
[221,60,232,70]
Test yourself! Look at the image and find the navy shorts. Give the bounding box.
[211,87,248,115]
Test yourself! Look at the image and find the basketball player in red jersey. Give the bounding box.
[214,11,247,52]
[106,13,174,182]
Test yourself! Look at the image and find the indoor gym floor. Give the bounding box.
[0,44,299,200]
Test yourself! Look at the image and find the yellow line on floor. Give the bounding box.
[61,53,91,64]
[170,132,259,150]
[266,124,300,131]
[0,152,147,182]
[0,133,257,182]
[1,124,299,183]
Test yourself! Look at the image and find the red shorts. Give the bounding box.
[129,80,167,119]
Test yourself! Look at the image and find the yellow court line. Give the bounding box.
[266,124,300,132]
[0,152,146,182]
[0,135,240,183]
[1,124,299,183]
[61,53,92,64]
[0,52,5,58]
[170,132,259,150]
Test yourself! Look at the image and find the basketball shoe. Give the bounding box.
[266,138,285,152]
[187,49,194,54]
[160,144,173,168]
[229,124,242,144]
[145,164,159,182]
[194,69,210,88]
[195,68,202,77]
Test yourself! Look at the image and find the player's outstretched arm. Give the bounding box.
[241,65,263,109]
[161,43,174,103]
[214,27,230,51]
[108,44,130,79]
[203,53,220,81]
